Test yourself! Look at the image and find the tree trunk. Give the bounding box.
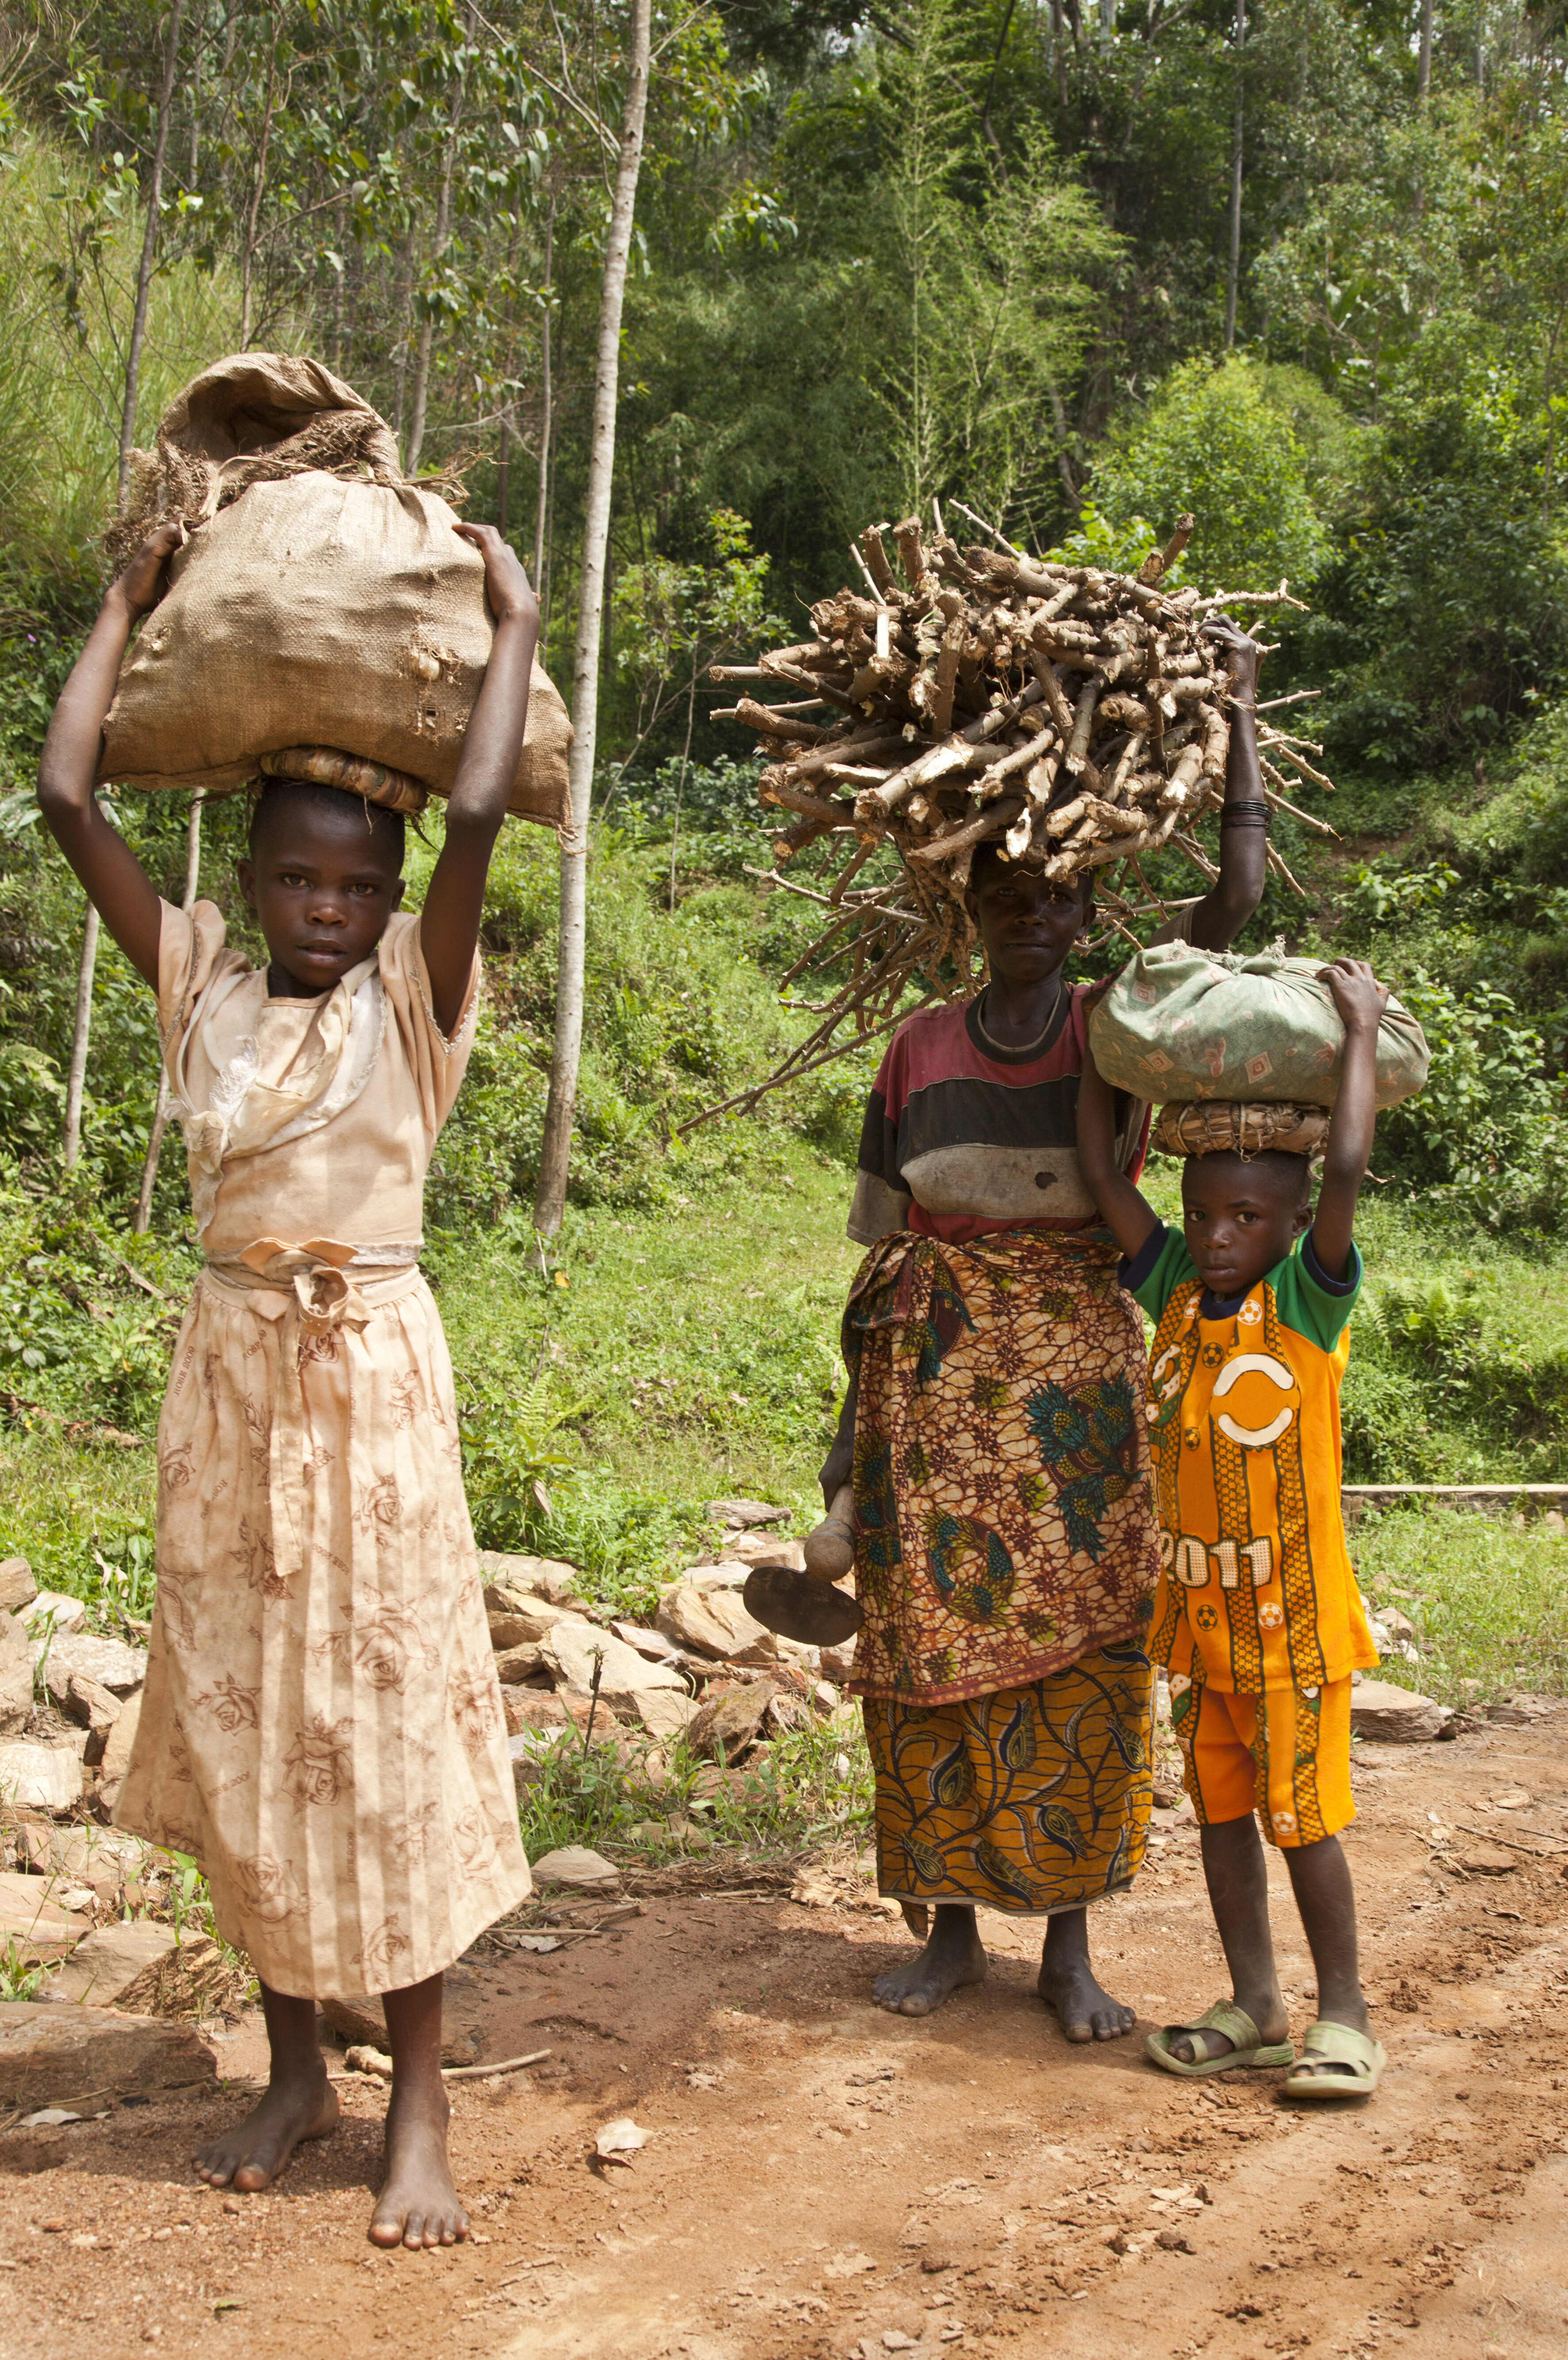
[668,654,699,915]
[239,35,277,350]
[133,795,204,1232]
[117,0,187,506]
[1223,0,1246,351]
[1418,0,1433,101]
[533,187,556,588]
[188,0,205,181]
[404,147,453,475]
[1048,0,1067,103]
[62,907,101,1174]
[405,21,472,479]
[330,195,347,373]
[532,0,652,1238]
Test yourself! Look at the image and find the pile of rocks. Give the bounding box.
[0,1555,148,1830]
[0,1557,247,2074]
[486,1498,857,1794]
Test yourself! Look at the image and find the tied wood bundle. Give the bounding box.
[685,506,1337,1130]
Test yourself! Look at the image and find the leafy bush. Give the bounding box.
[1376,972,1568,1232]
[1088,356,1329,593]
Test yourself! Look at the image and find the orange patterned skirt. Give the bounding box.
[844,1227,1160,1915]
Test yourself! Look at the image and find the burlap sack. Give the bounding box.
[1088,940,1429,1109]
[97,353,571,826]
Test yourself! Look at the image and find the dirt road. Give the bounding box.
[5,1707,1566,2360]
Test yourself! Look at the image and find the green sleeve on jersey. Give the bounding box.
[1129,1227,1198,1325]
[1270,1237,1364,1354]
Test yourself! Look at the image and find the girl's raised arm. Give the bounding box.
[419,523,540,1035]
[37,521,184,989]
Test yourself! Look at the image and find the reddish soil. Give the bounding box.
[4,1708,1566,2360]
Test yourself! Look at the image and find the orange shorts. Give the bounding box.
[1167,1675,1354,1848]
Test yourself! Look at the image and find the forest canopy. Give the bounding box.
[0,0,1565,1246]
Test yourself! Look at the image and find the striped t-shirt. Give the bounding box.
[847,987,1149,1248]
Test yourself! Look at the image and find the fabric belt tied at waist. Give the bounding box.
[202,1236,422,1331]
[198,1239,424,1591]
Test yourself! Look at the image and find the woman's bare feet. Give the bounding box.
[1037,1908,1135,2043]
[194,1985,339,2191]
[873,1903,987,2016]
[370,2084,467,2249]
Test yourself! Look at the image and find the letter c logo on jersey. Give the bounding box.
[1210,1352,1296,1448]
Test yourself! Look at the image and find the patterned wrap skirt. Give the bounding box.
[845,1228,1160,1914]
[115,1256,532,1997]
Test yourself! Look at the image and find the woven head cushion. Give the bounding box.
[1152,1100,1330,1159]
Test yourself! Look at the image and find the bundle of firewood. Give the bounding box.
[682,508,1335,1132]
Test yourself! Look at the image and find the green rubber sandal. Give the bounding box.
[1283,2020,1385,2098]
[1145,2000,1295,2079]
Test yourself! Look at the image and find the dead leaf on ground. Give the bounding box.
[593,2116,650,2166]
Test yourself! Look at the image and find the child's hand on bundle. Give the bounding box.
[1200,613,1261,706]
[1318,956,1388,1036]
[112,518,185,618]
[454,522,538,626]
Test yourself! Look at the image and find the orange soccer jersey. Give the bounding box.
[1123,1224,1379,1695]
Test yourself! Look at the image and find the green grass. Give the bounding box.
[13,1120,1568,1642]
[515,1710,873,1866]
[0,1132,862,1625]
[1352,1506,1568,1708]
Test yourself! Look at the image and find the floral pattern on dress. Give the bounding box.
[844,1229,1160,1705]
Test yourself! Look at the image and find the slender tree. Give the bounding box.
[1224,0,1247,350]
[533,184,557,588]
[1418,0,1433,103]
[133,793,204,1232]
[238,28,278,349]
[62,908,100,1174]
[117,0,187,504]
[533,0,652,1237]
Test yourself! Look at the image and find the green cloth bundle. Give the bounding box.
[1089,941,1429,1109]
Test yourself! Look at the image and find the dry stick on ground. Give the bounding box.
[677,513,1337,1131]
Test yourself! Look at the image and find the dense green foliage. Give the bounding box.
[0,1,1567,1705]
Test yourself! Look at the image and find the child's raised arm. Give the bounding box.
[1311,957,1388,1281]
[419,523,540,1035]
[37,521,185,989]
[1077,1048,1160,1261]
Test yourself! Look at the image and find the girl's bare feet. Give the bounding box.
[369,1970,469,2249]
[370,2082,468,2248]
[194,1985,339,2190]
[1037,1908,1136,2043]
[872,1903,988,2016]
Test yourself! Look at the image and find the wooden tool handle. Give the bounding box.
[803,1482,855,1582]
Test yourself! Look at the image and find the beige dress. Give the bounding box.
[116,899,532,1998]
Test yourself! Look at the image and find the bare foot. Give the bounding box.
[873,1904,987,2016]
[370,2086,468,2249]
[1037,1947,1136,2044]
[193,2067,339,2192]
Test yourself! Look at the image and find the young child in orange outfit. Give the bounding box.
[1077,957,1388,2096]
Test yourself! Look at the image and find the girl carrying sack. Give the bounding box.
[39,510,536,2250]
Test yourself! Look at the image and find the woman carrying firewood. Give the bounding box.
[819,616,1268,2036]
